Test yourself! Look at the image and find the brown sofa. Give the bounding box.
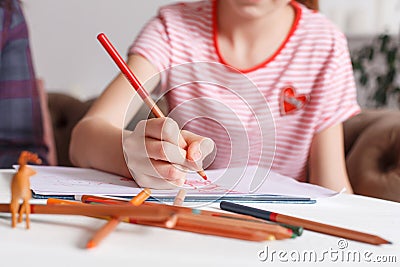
[48,93,94,166]
[47,93,400,202]
[343,110,400,202]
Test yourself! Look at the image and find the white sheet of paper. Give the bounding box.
[28,165,337,199]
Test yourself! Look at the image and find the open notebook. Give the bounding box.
[27,165,338,204]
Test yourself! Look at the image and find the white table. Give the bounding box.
[0,170,399,267]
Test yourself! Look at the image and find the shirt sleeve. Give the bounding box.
[128,11,171,73]
[315,34,361,133]
[0,0,49,167]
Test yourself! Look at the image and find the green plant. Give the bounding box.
[351,34,400,108]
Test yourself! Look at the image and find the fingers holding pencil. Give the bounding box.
[125,118,213,188]
[125,121,185,188]
[181,130,215,173]
[97,33,213,184]
[140,117,214,172]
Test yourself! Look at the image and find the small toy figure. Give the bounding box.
[10,151,42,229]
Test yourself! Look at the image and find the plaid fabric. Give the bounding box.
[0,0,48,167]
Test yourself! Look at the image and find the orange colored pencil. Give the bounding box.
[80,196,292,239]
[275,213,390,245]
[220,201,391,245]
[80,195,280,223]
[47,198,83,206]
[82,194,262,221]
[47,198,128,224]
[174,221,276,241]
[86,189,151,249]
[173,189,186,206]
[48,198,178,229]
[131,215,277,242]
[81,195,125,205]
[46,199,278,241]
[129,188,152,206]
[58,196,298,236]
[175,213,291,239]
[97,33,207,180]
[0,203,170,221]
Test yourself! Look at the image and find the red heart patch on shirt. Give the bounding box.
[280,86,308,115]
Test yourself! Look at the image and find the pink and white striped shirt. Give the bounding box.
[129,0,360,181]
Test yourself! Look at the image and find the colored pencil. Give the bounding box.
[132,216,276,241]
[175,213,292,239]
[81,195,125,205]
[79,195,293,239]
[81,194,301,235]
[47,198,84,206]
[173,189,186,206]
[0,203,171,221]
[47,198,280,241]
[86,189,151,249]
[173,215,277,241]
[97,33,207,180]
[47,198,176,229]
[220,201,391,245]
[214,213,303,237]
[129,188,152,206]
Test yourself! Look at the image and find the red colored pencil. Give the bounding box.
[97,33,207,180]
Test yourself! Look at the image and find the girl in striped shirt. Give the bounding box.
[71,0,359,192]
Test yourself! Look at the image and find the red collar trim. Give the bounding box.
[212,0,302,74]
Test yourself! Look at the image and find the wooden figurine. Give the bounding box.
[10,151,42,229]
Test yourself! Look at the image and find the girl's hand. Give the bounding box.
[123,117,215,189]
